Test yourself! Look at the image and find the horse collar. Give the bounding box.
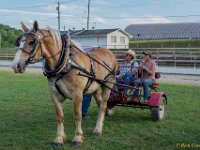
[43,35,68,77]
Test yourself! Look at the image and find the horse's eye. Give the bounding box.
[28,40,36,46]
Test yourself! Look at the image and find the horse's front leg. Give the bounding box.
[51,94,67,147]
[72,93,83,145]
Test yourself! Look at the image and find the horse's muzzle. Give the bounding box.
[11,62,25,73]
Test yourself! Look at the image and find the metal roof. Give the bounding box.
[61,28,131,37]
[125,23,200,40]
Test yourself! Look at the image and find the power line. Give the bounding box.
[0,3,55,10]
[61,0,80,4]
[60,14,200,19]
[92,14,200,19]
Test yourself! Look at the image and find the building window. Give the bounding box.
[120,36,125,44]
[111,36,117,43]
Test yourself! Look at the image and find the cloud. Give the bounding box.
[123,17,173,25]
[0,8,57,16]
[0,2,174,30]
[92,17,107,24]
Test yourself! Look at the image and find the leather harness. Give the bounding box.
[42,36,114,96]
[19,31,115,97]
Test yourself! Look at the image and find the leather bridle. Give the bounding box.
[18,31,53,64]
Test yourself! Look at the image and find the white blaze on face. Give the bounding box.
[13,50,22,64]
[11,35,30,73]
[13,39,25,64]
[11,50,22,72]
[19,40,25,49]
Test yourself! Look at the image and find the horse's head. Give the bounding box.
[11,21,46,73]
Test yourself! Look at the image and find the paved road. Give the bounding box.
[1,63,199,85]
[1,61,200,75]
[0,61,42,68]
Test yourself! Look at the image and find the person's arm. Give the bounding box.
[143,62,156,76]
[117,64,125,79]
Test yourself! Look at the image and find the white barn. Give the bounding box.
[61,29,131,49]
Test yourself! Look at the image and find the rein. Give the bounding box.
[72,44,113,73]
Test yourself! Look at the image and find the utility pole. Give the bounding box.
[87,0,91,30]
[56,1,61,31]
[62,26,65,31]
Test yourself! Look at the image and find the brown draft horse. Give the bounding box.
[11,21,118,146]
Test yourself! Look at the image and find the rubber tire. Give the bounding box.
[150,96,166,121]
[106,106,116,116]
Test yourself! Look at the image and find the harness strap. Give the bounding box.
[55,78,66,98]
[71,44,113,72]
[83,57,96,93]
[78,73,135,95]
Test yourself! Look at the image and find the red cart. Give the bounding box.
[107,72,167,121]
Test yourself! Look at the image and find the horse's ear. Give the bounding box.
[21,22,29,32]
[33,20,39,32]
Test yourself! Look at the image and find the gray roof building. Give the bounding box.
[125,23,200,40]
[60,28,131,49]
[61,28,131,37]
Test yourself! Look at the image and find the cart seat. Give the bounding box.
[155,72,160,79]
[150,72,160,89]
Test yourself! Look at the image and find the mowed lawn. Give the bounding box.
[0,70,200,150]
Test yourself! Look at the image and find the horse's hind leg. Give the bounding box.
[93,88,102,109]
[93,77,115,136]
[72,93,83,145]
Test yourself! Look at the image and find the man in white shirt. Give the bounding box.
[116,49,139,92]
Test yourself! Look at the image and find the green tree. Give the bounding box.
[0,24,23,48]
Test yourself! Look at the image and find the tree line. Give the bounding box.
[0,24,23,48]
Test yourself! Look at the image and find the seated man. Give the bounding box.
[115,49,138,92]
[133,50,156,103]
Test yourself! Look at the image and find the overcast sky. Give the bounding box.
[1,0,200,30]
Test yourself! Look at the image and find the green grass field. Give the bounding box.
[0,71,200,150]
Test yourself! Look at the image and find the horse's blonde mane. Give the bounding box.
[71,39,85,52]
[47,28,85,52]
[48,27,62,51]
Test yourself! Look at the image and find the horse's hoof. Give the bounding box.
[52,142,63,148]
[93,132,102,137]
[72,141,81,146]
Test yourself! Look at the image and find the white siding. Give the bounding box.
[71,29,129,49]
[107,30,129,49]
[72,36,107,48]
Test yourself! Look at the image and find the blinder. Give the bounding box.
[17,32,43,64]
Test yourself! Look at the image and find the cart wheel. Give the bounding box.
[106,106,116,116]
[150,96,166,121]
